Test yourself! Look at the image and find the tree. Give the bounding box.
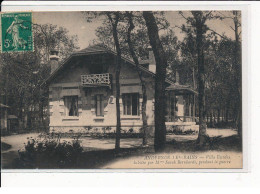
[179,11,215,145]
[193,11,209,145]
[93,12,170,59]
[207,11,242,134]
[178,31,197,87]
[178,10,242,143]
[92,11,172,147]
[83,12,124,151]
[143,11,167,152]
[0,24,79,130]
[125,11,148,146]
[230,11,242,138]
[161,29,181,84]
[205,37,237,128]
[106,12,123,151]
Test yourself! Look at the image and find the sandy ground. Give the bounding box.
[1,133,40,153]
[167,128,237,142]
[1,128,237,152]
[1,128,238,168]
[1,133,145,152]
[99,129,242,169]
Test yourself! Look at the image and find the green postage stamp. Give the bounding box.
[1,12,33,52]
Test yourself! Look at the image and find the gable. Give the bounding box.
[49,53,115,85]
[41,45,198,95]
[42,46,174,86]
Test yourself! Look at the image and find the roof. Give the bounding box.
[42,45,196,94]
[77,44,110,54]
[42,45,166,85]
[0,103,9,108]
[166,84,198,94]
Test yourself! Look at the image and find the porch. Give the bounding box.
[165,84,197,128]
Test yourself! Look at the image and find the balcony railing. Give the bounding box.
[81,73,111,87]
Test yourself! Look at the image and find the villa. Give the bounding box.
[42,45,197,134]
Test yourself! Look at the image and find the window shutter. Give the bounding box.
[96,94,104,116]
[101,95,104,116]
[96,95,100,116]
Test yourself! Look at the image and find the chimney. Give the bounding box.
[50,49,59,74]
[147,46,156,73]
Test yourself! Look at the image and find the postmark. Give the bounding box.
[1,12,33,52]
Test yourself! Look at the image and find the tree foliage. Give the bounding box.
[178,11,242,134]
[0,24,79,130]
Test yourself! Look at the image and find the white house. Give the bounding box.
[42,45,197,134]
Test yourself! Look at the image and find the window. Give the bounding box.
[122,93,139,116]
[96,94,104,116]
[64,96,78,116]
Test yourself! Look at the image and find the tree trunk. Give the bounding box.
[210,111,213,127]
[126,12,148,146]
[222,108,224,123]
[193,11,207,146]
[107,12,122,151]
[5,68,9,132]
[233,11,242,138]
[143,11,167,152]
[213,110,216,128]
[217,108,220,125]
[225,106,229,123]
[114,23,122,150]
[39,100,44,130]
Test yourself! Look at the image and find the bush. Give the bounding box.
[2,142,12,151]
[167,126,196,135]
[18,134,83,168]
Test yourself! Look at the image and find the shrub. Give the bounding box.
[167,126,196,135]
[18,134,83,168]
[183,129,196,135]
[105,126,112,132]
[84,126,92,131]
[172,127,183,135]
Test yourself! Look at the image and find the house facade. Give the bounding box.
[43,45,197,134]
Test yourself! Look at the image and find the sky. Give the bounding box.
[34,11,238,50]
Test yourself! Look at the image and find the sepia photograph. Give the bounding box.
[0,10,243,170]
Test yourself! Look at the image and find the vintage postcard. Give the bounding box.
[0,8,246,171]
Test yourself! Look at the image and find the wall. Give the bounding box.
[48,53,196,134]
[48,54,156,133]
